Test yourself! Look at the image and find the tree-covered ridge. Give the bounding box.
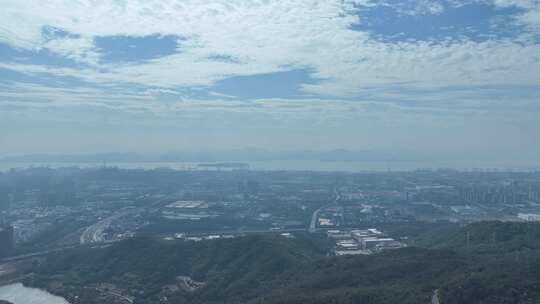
[26,234,325,304]
[24,221,540,304]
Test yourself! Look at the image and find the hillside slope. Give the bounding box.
[23,221,540,304]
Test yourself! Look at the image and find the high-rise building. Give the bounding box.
[0,225,14,257]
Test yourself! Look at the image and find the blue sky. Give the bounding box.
[1,0,539,161]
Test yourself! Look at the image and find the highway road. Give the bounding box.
[309,188,341,233]
[178,227,309,237]
[2,227,311,264]
[80,196,169,245]
[0,243,114,263]
[80,211,129,244]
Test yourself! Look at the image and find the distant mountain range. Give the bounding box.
[0,149,421,163]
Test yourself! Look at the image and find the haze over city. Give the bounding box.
[1,0,539,163]
[3,2,540,304]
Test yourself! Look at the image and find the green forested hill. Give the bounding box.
[24,222,540,304]
[434,221,540,304]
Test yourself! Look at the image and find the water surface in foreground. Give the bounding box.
[0,283,69,304]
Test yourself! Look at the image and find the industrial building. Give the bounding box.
[330,228,405,255]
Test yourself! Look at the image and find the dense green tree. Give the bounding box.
[23,221,540,304]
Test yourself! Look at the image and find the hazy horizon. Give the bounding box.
[1,147,539,163]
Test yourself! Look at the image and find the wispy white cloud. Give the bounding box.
[493,0,540,31]
[0,0,538,100]
[43,36,100,65]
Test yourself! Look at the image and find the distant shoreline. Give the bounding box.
[0,160,539,173]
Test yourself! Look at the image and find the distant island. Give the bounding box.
[197,162,250,169]
[0,148,421,163]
